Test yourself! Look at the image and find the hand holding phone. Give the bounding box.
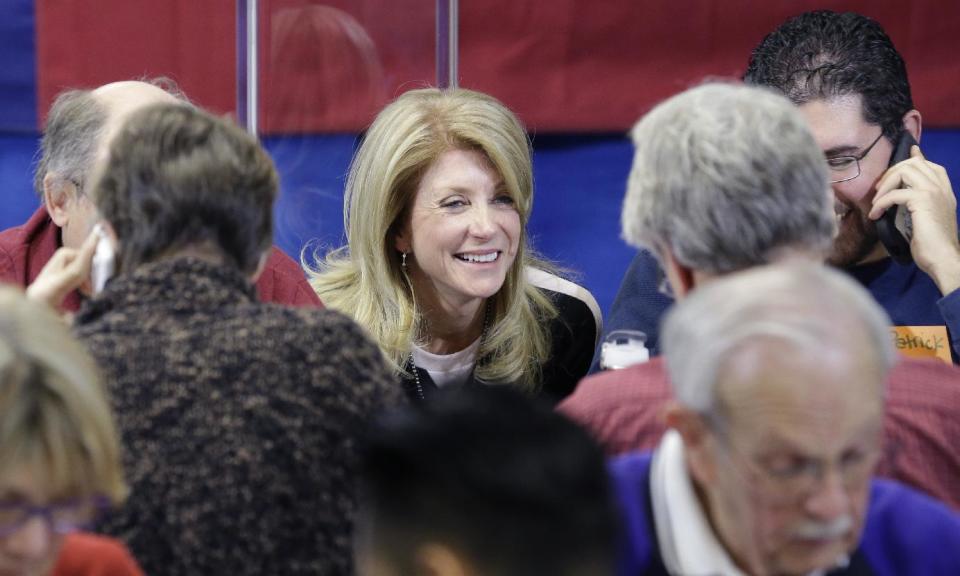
[876,131,918,264]
[91,223,116,294]
[26,225,102,308]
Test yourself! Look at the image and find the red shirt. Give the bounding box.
[0,206,322,311]
[52,533,143,576]
[559,356,960,510]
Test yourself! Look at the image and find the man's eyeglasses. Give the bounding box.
[655,265,674,299]
[706,417,881,504]
[0,496,110,538]
[826,132,885,184]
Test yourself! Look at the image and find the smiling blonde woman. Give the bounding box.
[307,88,600,403]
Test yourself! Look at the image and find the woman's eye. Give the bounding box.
[440,198,467,209]
[494,194,515,206]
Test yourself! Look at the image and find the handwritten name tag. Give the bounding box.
[891,326,951,363]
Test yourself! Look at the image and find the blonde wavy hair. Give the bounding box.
[0,287,127,504]
[307,88,557,393]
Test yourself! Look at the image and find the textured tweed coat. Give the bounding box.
[74,257,401,576]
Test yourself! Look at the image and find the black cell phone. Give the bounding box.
[876,131,919,264]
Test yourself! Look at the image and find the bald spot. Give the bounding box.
[91,81,181,166]
[714,336,885,454]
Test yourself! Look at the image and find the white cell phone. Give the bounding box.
[91,224,115,295]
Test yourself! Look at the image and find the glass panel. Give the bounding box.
[256,0,437,262]
[10,1,235,231]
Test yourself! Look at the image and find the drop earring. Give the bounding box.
[401,252,408,270]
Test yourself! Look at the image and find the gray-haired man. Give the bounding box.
[0,79,320,310]
[611,262,960,575]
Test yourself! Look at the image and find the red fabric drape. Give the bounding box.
[37,0,960,133]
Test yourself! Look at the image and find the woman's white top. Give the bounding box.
[411,337,482,388]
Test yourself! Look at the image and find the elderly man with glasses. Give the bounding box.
[597,10,960,366]
[610,262,960,576]
[0,79,321,312]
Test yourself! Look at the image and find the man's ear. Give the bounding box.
[43,174,78,228]
[664,401,717,485]
[902,109,922,143]
[661,249,696,299]
[414,543,472,576]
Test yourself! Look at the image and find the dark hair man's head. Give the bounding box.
[356,386,616,576]
[92,103,277,276]
[744,11,921,267]
[744,10,912,141]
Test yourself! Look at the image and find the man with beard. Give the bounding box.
[590,87,960,571]
[595,10,959,367]
[611,262,960,576]
[560,82,960,510]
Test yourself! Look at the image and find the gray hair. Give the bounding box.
[34,77,190,200]
[34,90,106,199]
[661,263,896,414]
[621,82,835,273]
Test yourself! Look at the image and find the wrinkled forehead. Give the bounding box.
[714,337,884,449]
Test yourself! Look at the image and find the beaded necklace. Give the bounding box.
[408,301,491,401]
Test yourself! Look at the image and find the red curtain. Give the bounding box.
[37,0,960,133]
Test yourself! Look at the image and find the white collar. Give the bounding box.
[651,430,748,576]
[650,430,847,576]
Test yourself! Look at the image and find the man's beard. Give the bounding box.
[828,204,880,267]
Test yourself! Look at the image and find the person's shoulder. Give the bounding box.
[559,358,670,415]
[271,302,369,336]
[860,479,960,572]
[0,206,49,244]
[0,219,27,247]
[51,533,144,576]
[887,357,960,406]
[526,267,602,338]
[559,360,672,455]
[255,246,323,308]
[265,304,396,379]
[244,303,373,356]
[0,206,54,281]
[607,451,655,521]
[608,450,655,480]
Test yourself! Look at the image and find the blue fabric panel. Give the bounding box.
[527,135,636,316]
[2,129,958,315]
[264,133,360,267]
[0,0,36,132]
[0,132,41,230]
[264,130,960,317]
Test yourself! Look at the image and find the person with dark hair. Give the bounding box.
[596,10,959,367]
[0,79,321,311]
[356,386,617,576]
[32,102,399,575]
[560,82,960,511]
